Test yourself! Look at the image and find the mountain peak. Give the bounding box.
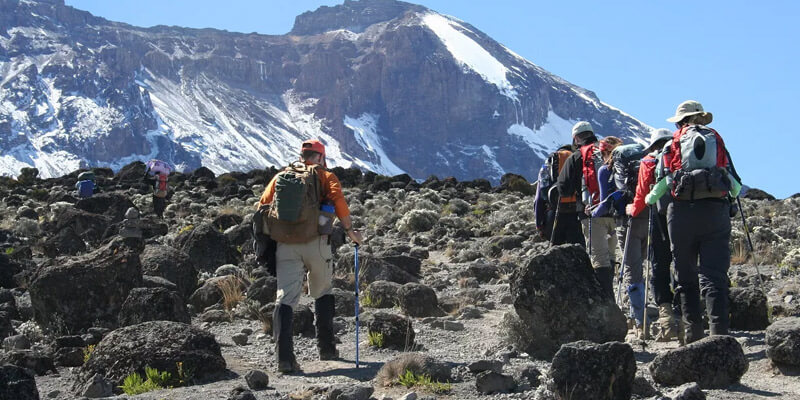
[290,0,425,36]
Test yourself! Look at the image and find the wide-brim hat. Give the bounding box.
[643,128,673,153]
[666,100,713,123]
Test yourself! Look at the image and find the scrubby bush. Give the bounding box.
[14,218,40,237]
[445,198,470,216]
[396,209,439,233]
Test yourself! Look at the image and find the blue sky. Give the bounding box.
[66,0,800,198]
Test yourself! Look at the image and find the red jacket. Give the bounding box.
[629,154,657,217]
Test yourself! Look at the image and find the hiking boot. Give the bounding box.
[274,303,299,373]
[315,294,338,361]
[655,303,678,342]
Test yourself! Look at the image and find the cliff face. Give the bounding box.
[0,0,650,181]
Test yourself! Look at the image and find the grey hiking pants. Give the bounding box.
[667,199,731,335]
[581,216,617,270]
[275,235,334,309]
[617,215,648,286]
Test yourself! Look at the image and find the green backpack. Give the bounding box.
[266,162,322,243]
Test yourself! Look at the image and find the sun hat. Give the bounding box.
[643,128,673,153]
[571,121,593,137]
[666,100,713,124]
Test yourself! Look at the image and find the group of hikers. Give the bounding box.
[73,99,742,374]
[534,99,743,345]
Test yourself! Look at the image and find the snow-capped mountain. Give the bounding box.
[0,0,652,182]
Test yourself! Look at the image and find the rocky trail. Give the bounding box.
[1,164,799,400]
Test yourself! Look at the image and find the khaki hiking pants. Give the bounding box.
[275,235,334,309]
[581,216,618,270]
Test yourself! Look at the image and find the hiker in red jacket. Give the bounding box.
[626,128,680,342]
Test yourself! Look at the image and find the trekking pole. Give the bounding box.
[549,200,561,247]
[736,197,765,290]
[617,217,632,307]
[588,216,593,257]
[354,244,360,369]
[642,207,655,340]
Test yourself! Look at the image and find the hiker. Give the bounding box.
[75,170,96,198]
[644,100,742,343]
[534,145,585,246]
[257,139,363,373]
[626,128,681,342]
[557,122,618,297]
[608,135,652,338]
[143,160,171,219]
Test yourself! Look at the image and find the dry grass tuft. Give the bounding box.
[217,276,245,311]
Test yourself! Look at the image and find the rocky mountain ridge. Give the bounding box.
[1,0,651,182]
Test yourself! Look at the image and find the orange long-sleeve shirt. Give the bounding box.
[258,164,350,219]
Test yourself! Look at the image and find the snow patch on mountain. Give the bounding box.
[345,113,405,176]
[508,110,576,158]
[481,145,506,181]
[421,13,517,100]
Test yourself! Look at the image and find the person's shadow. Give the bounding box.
[300,361,383,381]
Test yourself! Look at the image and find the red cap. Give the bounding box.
[301,139,326,157]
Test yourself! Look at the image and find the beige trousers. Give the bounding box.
[275,235,334,308]
[581,217,618,270]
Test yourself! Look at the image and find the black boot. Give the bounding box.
[315,294,338,360]
[594,267,615,299]
[273,304,299,373]
[680,287,705,344]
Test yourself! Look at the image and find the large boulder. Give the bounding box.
[363,280,402,308]
[368,312,415,350]
[41,226,86,257]
[397,283,442,317]
[75,193,136,223]
[765,317,800,366]
[29,238,142,332]
[50,208,111,243]
[650,335,748,389]
[549,341,636,400]
[0,364,40,400]
[118,287,190,326]
[176,223,239,272]
[0,253,22,288]
[139,245,198,299]
[75,321,226,394]
[509,244,627,359]
[729,287,770,331]
[0,350,56,376]
[246,276,277,305]
[335,252,418,286]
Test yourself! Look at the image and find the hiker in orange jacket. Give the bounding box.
[257,139,362,373]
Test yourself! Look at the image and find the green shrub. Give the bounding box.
[396,369,451,394]
[119,366,172,395]
[368,331,385,348]
[82,345,95,363]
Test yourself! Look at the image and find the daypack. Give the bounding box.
[580,143,603,206]
[668,125,731,201]
[611,143,646,201]
[265,162,322,244]
[154,174,168,198]
[534,147,574,232]
[77,180,94,198]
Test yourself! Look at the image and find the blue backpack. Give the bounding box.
[77,180,94,198]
